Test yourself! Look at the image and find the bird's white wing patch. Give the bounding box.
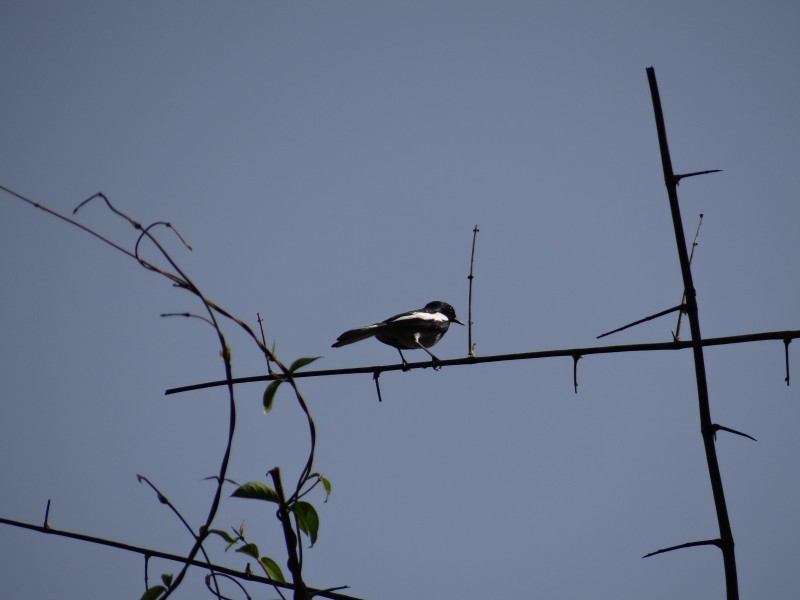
[391,311,447,323]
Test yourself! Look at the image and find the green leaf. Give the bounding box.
[160,573,173,587]
[290,501,319,546]
[231,481,280,503]
[289,356,321,373]
[236,542,260,560]
[140,586,166,600]
[263,380,281,413]
[320,476,332,501]
[259,556,286,583]
[207,528,238,550]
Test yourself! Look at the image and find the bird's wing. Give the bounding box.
[384,309,448,325]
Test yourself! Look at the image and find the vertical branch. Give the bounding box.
[646,66,739,600]
[270,467,309,600]
[467,225,479,357]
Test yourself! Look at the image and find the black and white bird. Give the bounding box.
[332,301,464,369]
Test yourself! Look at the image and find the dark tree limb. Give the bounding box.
[647,66,738,600]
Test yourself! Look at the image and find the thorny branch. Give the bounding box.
[648,66,737,599]
[165,329,800,396]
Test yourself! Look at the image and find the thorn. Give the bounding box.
[643,538,721,558]
[44,499,51,529]
[572,354,581,394]
[713,423,757,442]
[373,370,383,403]
[674,169,722,184]
[784,338,791,386]
[598,304,685,339]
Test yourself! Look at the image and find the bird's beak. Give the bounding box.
[453,318,465,326]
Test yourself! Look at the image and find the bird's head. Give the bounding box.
[425,301,464,325]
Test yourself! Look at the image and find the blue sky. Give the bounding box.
[1,2,798,598]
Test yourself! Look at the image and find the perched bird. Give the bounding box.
[332,301,464,369]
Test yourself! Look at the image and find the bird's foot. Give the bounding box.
[401,359,410,372]
[431,357,442,371]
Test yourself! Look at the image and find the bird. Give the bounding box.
[332,301,464,369]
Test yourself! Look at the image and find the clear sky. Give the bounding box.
[1,2,798,599]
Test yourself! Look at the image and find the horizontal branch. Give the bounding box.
[0,515,361,600]
[166,329,800,395]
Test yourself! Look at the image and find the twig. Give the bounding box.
[205,572,252,600]
[136,474,222,598]
[674,214,704,340]
[467,225,479,357]
[258,313,274,376]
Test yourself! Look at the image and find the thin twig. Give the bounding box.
[467,225,479,357]
[674,214,704,341]
[257,313,274,376]
[205,573,252,600]
[136,475,222,599]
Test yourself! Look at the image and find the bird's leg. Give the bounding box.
[414,340,442,371]
[396,348,410,372]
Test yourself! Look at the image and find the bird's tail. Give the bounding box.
[331,324,381,348]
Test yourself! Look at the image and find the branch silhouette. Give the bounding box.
[165,329,800,396]
[0,514,361,600]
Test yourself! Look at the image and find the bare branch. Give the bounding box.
[166,329,800,395]
[0,515,360,600]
